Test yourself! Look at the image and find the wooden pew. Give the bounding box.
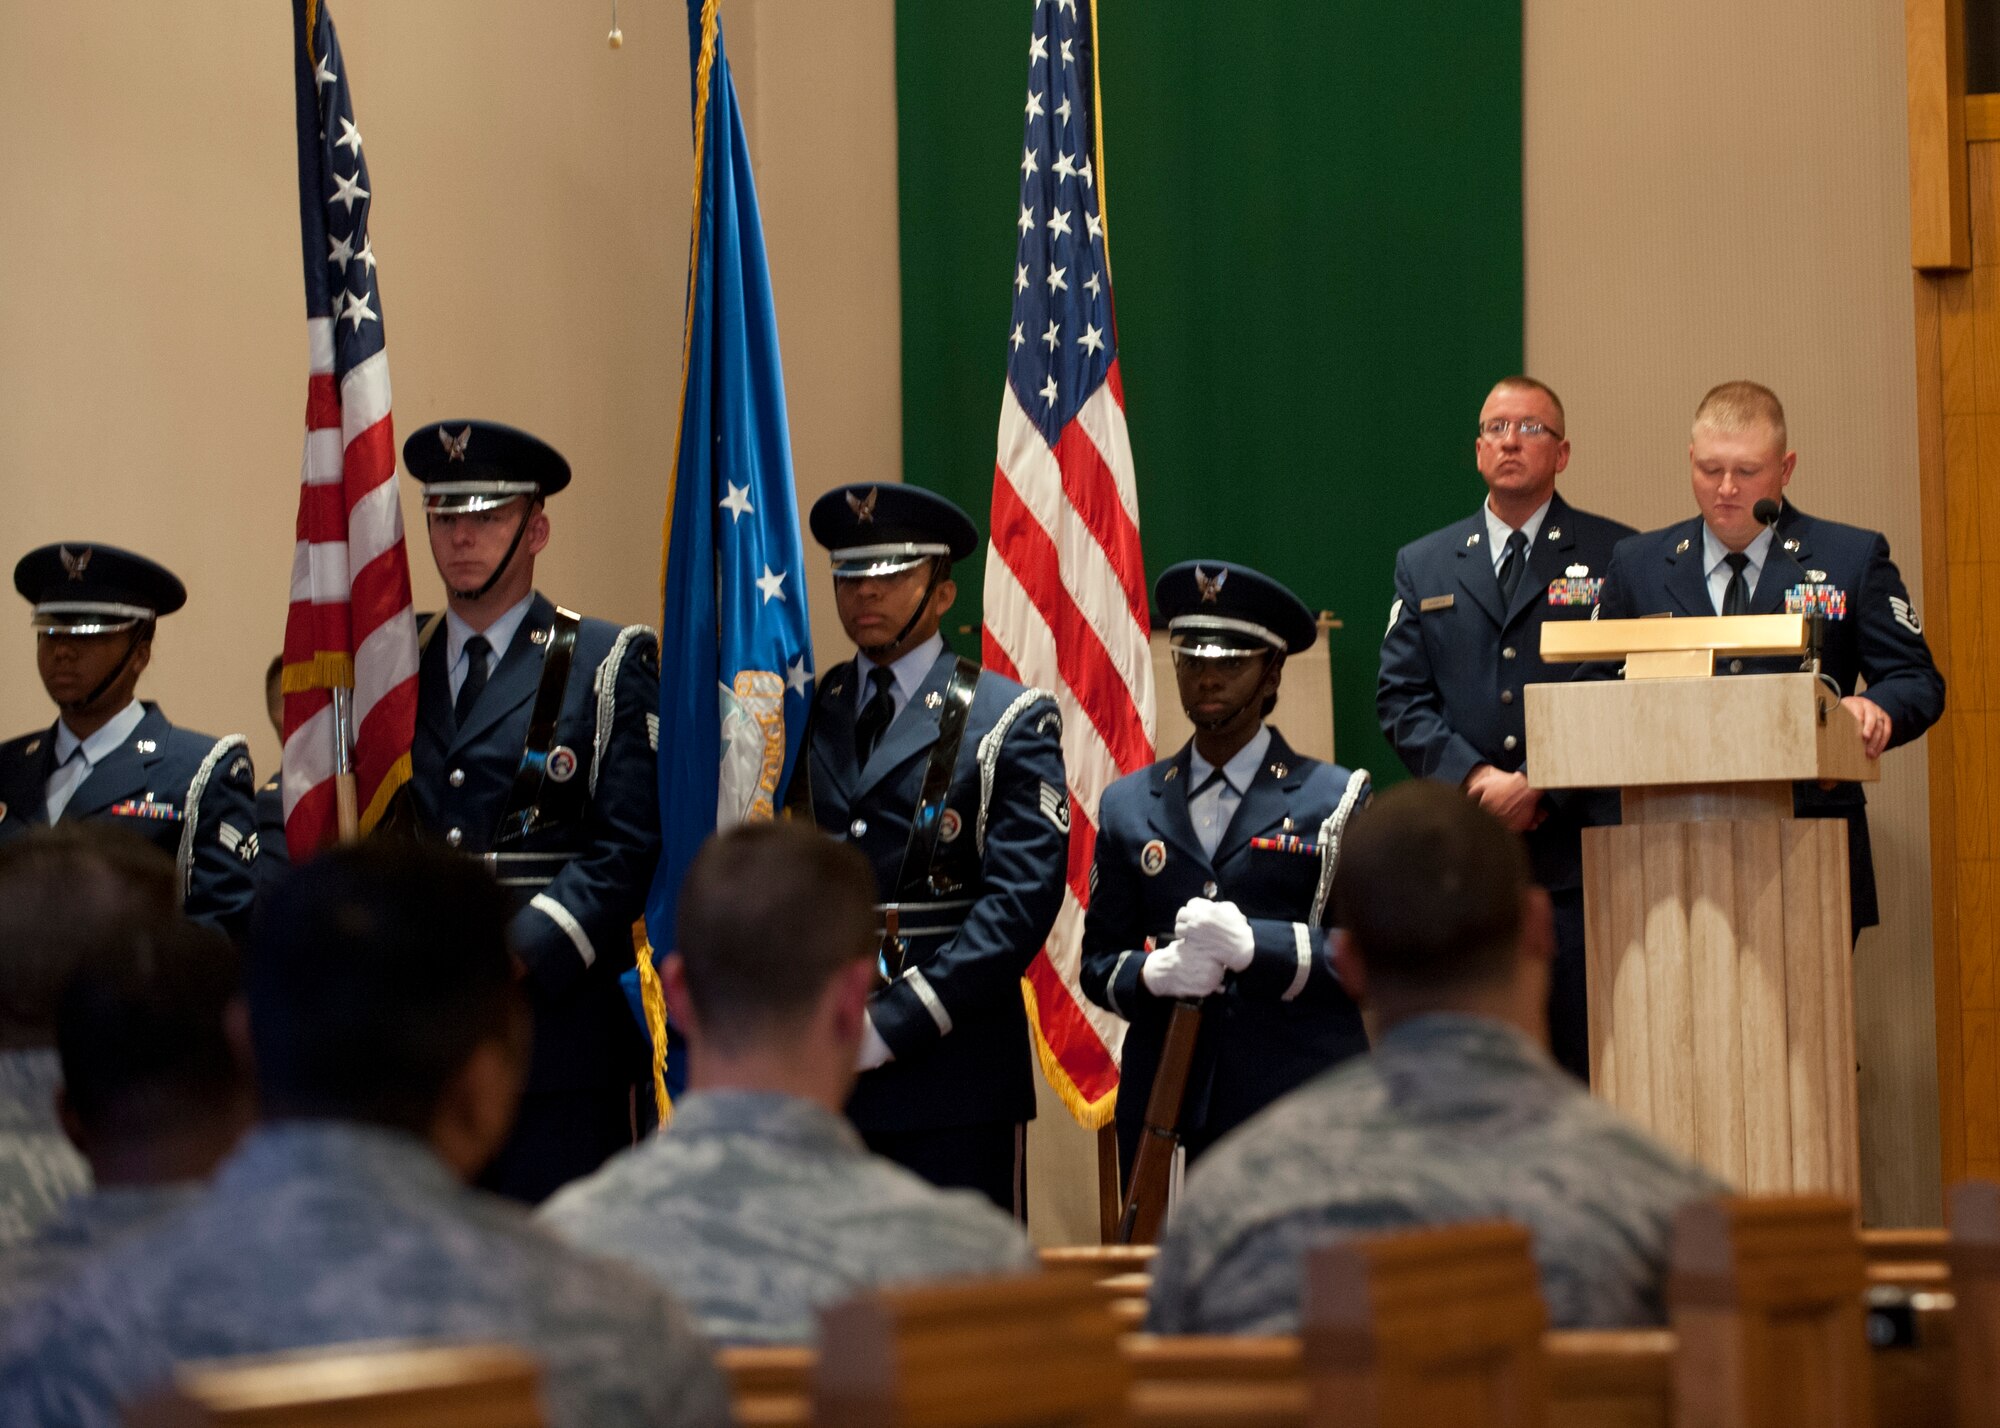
[811,1270,1130,1428]
[1951,1180,2000,1428]
[720,1345,816,1427]
[125,1342,543,1428]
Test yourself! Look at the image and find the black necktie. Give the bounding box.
[1496,529,1529,606]
[455,634,492,727]
[854,665,897,764]
[1722,552,1752,617]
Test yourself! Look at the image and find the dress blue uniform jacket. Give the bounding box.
[1377,492,1635,892]
[0,703,258,940]
[407,593,661,1099]
[1080,729,1370,1177]
[1598,506,1945,929]
[796,649,1068,1135]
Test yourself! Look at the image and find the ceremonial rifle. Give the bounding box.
[1116,994,1203,1245]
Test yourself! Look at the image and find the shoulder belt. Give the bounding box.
[494,607,583,846]
[417,612,447,653]
[894,657,980,899]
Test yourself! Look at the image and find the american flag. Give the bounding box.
[280,0,417,856]
[985,0,1154,1127]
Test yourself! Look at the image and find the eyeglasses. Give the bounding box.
[1478,419,1562,442]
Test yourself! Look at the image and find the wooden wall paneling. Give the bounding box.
[1906,0,1969,269]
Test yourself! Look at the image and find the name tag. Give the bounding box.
[108,799,182,822]
[1419,594,1455,613]
[1547,577,1603,607]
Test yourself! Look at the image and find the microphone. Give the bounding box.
[1750,498,1832,687]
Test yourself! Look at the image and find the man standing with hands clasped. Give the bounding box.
[1597,381,1944,939]
[1378,378,1632,1079]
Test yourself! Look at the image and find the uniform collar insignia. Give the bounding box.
[1466,532,1482,547]
[1674,538,1690,555]
[440,426,472,462]
[1163,765,1179,782]
[846,487,879,524]
[59,546,91,582]
[1783,538,1801,552]
[1193,565,1226,603]
[1546,526,1561,541]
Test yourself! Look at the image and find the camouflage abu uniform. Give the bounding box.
[539,1090,1034,1345]
[0,1051,87,1252]
[0,1122,730,1428]
[0,1184,196,1327]
[1146,1015,1725,1335]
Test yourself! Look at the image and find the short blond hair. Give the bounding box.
[1489,375,1566,433]
[1693,381,1787,452]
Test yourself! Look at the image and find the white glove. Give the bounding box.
[1141,939,1227,1000]
[857,1012,894,1071]
[1174,898,1256,973]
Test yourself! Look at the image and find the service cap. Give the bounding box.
[809,483,979,578]
[15,543,187,636]
[404,420,571,513]
[1155,560,1317,658]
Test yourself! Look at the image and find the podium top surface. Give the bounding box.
[1541,613,1807,663]
[1524,672,1878,790]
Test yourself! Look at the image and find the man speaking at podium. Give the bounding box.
[1597,381,1944,937]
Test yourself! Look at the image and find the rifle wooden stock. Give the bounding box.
[1118,999,1204,1245]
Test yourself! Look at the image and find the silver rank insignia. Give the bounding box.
[846,487,879,523]
[1140,839,1167,876]
[547,746,579,783]
[1194,565,1227,603]
[440,426,473,462]
[59,546,91,581]
[136,740,156,754]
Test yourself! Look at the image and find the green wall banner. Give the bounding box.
[896,1,1523,786]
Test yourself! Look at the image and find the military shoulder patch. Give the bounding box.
[1384,598,1403,636]
[1039,781,1070,834]
[1890,595,1923,635]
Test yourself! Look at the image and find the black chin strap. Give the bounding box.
[858,559,945,660]
[446,504,535,603]
[60,629,149,714]
[1189,650,1282,732]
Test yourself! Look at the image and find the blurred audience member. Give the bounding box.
[541,821,1031,1344]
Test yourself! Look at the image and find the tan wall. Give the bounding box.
[0,0,886,781]
[1525,0,1941,1222]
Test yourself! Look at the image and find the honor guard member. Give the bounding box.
[402,420,662,1203]
[1376,377,1634,1079]
[794,484,1068,1215]
[0,545,258,940]
[1598,381,1944,938]
[1081,562,1372,1183]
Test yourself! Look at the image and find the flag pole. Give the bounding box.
[331,684,360,840]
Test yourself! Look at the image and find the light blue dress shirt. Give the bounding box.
[443,594,536,704]
[1482,496,1551,576]
[1186,723,1272,860]
[1702,523,1775,615]
[46,701,146,824]
[853,632,945,723]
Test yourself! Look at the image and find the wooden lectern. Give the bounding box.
[1526,614,1876,1196]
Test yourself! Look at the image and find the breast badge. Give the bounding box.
[939,808,963,844]
[546,745,579,783]
[1140,839,1167,876]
